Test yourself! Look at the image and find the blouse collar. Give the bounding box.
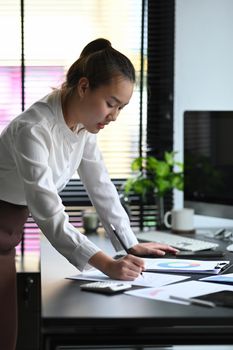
[54,90,86,143]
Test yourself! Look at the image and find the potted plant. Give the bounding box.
[123,151,184,228]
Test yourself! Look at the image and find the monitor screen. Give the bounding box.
[184,111,233,219]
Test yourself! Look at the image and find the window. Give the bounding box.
[0,0,147,253]
[1,1,175,254]
[25,0,147,179]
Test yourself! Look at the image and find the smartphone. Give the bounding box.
[197,290,233,308]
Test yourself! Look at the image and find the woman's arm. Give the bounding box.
[78,133,138,252]
[13,123,101,271]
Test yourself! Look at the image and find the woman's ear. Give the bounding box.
[78,77,89,98]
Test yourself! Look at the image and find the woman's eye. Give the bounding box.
[107,102,114,108]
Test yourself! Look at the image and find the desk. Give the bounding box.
[16,252,40,350]
[41,231,233,350]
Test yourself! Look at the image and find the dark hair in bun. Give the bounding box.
[62,38,135,93]
[80,38,111,58]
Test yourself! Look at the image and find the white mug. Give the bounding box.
[164,208,195,233]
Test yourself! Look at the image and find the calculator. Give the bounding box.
[80,281,132,294]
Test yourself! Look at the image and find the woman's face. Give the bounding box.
[71,75,134,133]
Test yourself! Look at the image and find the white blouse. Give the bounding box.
[0,90,138,271]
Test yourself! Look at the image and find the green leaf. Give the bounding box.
[164,151,174,166]
[147,157,158,172]
[171,174,184,191]
[155,178,171,195]
[123,178,135,193]
[155,162,170,177]
[131,157,143,171]
[175,161,183,171]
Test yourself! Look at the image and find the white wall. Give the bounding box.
[174,0,233,227]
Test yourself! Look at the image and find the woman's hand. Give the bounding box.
[128,242,179,257]
[106,254,145,280]
[89,251,145,281]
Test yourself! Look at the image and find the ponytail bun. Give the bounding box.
[80,38,111,58]
[63,38,135,93]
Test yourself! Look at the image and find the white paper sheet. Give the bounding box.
[125,280,233,305]
[67,269,189,287]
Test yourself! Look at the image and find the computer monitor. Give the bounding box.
[184,111,233,219]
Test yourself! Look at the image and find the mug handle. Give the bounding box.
[164,211,172,228]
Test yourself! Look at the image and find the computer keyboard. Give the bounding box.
[137,230,219,252]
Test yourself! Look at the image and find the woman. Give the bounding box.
[0,38,177,349]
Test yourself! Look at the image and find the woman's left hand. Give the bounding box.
[128,242,179,257]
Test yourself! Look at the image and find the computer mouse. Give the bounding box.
[226,244,233,252]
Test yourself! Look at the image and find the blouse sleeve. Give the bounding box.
[78,133,138,251]
[13,123,101,271]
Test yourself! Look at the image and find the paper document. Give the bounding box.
[67,269,189,288]
[144,258,230,274]
[125,280,233,305]
[200,273,233,284]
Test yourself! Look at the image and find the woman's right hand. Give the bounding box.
[107,254,145,280]
[89,251,145,281]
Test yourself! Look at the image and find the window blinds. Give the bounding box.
[0,0,21,134]
[0,0,146,253]
[23,0,144,179]
[0,1,175,253]
[147,0,175,218]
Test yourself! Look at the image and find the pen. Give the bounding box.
[169,295,216,308]
[214,228,225,237]
[110,224,144,277]
[110,224,130,254]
